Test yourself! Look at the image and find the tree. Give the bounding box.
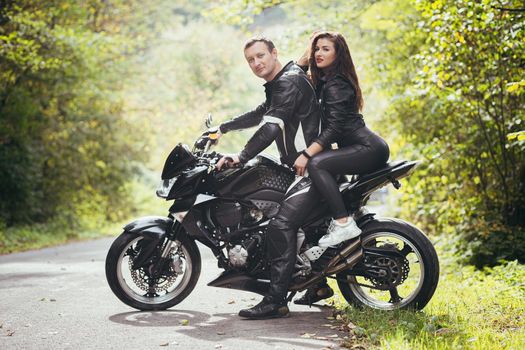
[0,1,152,226]
[206,0,525,266]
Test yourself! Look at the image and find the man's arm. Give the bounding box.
[217,79,298,168]
[239,79,299,162]
[215,119,280,170]
[238,122,281,163]
[219,101,267,134]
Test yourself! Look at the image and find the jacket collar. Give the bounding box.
[264,61,294,88]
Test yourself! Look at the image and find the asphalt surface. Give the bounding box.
[0,237,350,350]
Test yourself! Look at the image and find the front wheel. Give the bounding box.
[336,218,439,310]
[105,232,201,311]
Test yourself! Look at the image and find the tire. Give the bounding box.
[336,217,439,310]
[105,231,201,311]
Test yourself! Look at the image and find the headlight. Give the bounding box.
[156,176,179,198]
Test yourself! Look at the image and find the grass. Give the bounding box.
[0,219,123,254]
[330,253,525,349]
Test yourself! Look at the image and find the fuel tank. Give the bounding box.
[214,155,294,202]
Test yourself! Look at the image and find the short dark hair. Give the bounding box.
[244,36,275,52]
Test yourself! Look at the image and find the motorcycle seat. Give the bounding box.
[350,161,408,184]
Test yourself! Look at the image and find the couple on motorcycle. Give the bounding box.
[215,33,389,319]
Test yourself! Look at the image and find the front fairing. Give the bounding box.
[161,143,196,180]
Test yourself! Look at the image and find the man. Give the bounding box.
[215,37,322,319]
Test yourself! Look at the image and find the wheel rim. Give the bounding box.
[116,237,193,305]
[343,231,425,310]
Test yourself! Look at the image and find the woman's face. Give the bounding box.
[314,38,337,70]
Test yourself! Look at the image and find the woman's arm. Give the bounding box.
[297,31,320,70]
[294,77,355,176]
[294,142,324,176]
[297,48,309,68]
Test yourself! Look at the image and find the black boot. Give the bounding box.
[294,282,334,305]
[238,296,289,319]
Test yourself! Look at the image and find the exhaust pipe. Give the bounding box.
[325,238,361,270]
[290,237,363,291]
[325,248,363,275]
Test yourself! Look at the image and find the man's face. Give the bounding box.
[244,41,278,81]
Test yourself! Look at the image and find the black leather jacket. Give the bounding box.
[220,62,321,166]
[314,74,365,148]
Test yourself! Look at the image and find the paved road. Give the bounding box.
[0,237,349,350]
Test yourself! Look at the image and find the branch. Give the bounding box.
[491,6,525,12]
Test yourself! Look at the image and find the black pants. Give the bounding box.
[307,126,389,219]
[266,177,319,301]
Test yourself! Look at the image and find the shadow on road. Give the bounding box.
[109,310,210,327]
[109,307,344,349]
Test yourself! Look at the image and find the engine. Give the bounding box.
[228,245,249,268]
[227,234,263,269]
[209,200,265,232]
[205,200,267,270]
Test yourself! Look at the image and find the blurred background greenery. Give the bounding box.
[0,0,524,268]
[1,2,524,348]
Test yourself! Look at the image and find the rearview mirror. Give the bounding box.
[205,113,213,128]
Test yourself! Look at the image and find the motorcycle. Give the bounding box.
[105,116,439,311]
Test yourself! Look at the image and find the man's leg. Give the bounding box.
[239,177,319,319]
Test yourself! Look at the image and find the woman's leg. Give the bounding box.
[307,128,389,247]
[308,145,367,219]
[307,128,389,219]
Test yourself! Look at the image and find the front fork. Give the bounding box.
[147,239,181,278]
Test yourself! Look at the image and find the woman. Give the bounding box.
[295,31,390,248]
[293,31,390,305]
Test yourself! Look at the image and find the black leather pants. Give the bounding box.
[266,177,319,301]
[307,126,389,219]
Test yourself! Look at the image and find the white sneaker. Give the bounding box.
[318,217,361,248]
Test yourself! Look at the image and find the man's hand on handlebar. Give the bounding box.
[216,154,240,170]
[206,127,222,140]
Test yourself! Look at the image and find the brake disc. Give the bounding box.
[128,256,178,293]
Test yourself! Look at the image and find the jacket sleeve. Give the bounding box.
[314,77,355,148]
[219,101,267,134]
[264,78,300,125]
[238,78,301,163]
[238,122,281,163]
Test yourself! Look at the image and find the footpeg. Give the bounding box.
[303,246,327,261]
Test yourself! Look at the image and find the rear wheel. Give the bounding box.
[336,218,439,310]
[105,232,201,311]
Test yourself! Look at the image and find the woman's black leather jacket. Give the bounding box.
[313,74,365,148]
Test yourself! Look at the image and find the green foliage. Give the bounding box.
[121,19,265,166]
[205,0,287,26]
[0,0,272,249]
[0,1,153,227]
[0,214,112,254]
[383,0,525,266]
[0,177,169,254]
[330,259,525,349]
[508,131,525,141]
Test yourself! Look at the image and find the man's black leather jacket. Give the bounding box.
[314,74,365,149]
[220,61,321,167]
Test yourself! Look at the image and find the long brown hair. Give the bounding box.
[309,31,363,111]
